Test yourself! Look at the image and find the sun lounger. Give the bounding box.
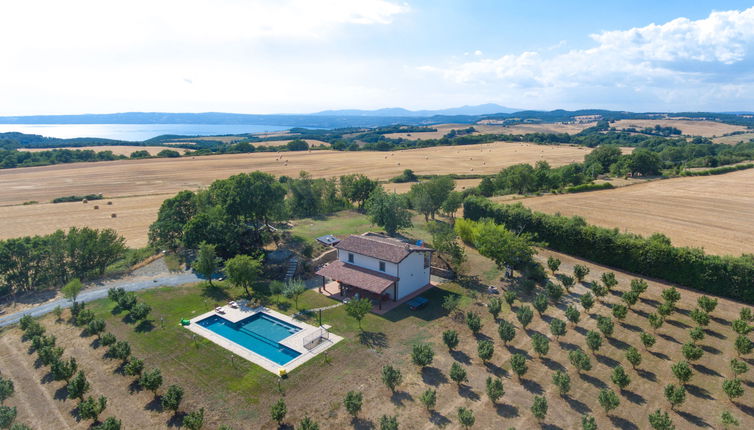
[215,306,225,314]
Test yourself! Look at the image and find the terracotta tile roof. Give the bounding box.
[316,260,397,294]
[335,234,431,263]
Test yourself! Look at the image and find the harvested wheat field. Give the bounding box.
[17,145,191,156]
[385,178,482,194]
[492,168,754,256]
[611,119,746,137]
[712,132,754,145]
[385,122,595,140]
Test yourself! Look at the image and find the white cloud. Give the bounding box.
[421,7,754,110]
[0,0,409,114]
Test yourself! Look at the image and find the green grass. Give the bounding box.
[289,210,373,243]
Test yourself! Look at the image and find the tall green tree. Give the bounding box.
[193,242,220,286]
[345,298,372,331]
[409,176,455,221]
[339,174,378,210]
[365,189,412,236]
[224,254,262,298]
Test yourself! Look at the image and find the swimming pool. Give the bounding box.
[197,312,302,365]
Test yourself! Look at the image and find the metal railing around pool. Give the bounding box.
[302,326,330,350]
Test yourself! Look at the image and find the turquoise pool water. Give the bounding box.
[197,313,302,365]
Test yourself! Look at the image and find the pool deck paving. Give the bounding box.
[185,302,342,375]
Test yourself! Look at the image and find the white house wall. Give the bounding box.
[337,250,398,277]
[396,251,431,300]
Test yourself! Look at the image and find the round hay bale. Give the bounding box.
[82,199,88,204]
[93,205,99,210]
[107,201,113,205]
[111,213,117,218]
[397,162,401,166]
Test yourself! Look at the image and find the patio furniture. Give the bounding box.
[229,301,238,308]
[215,306,225,314]
[406,296,429,310]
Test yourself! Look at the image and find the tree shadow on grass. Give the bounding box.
[201,284,230,302]
[459,384,480,401]
[542,424,565,430]
[621,322,642,333]
[54,386,69,401]
[145,396,163,412]
[711,315,730,326]
[657,333,680,344]
[390,390,413,407]
[609,415,638,430]
[622,389,646,405]
[636,368,657,382]
[735,402,754,417]
[421,367,447,387]
[277,302,292,312]
[135,320,155,333]
[558,341,580,352]
[632,308,650,319]
[704,328,727,340]
[495,402,519,418]
[450,350,471,365]
[677,410,710,427]
[522,378,543,394]
[596,354,620,367]
[507,345,532,360]
[352,417,375,430]
[110,305,123,315]
[484,361,508,378]
[639,297,660,307]
[607,337,631,350]
[649,350,670,361]
[573,326,588,336]
[40,372,54,385]
[128,379,144,395]
[665,318,691,329]
[166,411,186,428]
[579,373,607,389]
[429,411,451,427]
[564,395,591,414]
[541,357,565,372]
[89,338,101,349]
[701,344,722,355]
[686,384,715,400]
[693,363,722,377]
[358,331,387,349]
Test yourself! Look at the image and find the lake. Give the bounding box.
[0,124,291,141]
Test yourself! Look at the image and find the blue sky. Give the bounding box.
[3,1,754,114]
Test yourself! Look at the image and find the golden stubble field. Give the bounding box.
[0,142,592,246]
[611,119,746,137]
[18,145,191,156]
[492,168,754,256]
[384,122,595,140]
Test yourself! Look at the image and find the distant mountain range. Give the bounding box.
[313,103,519,117]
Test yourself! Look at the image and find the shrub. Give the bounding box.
[648,313,664,331]
[533,294,548,316]
[129,302,151,322]
[546,281,564,302]
[457,407,475,429]
[630,279,648,295]
[477,340,494,362]
[108,341,131,362]
[682,342,704,362]
[597,316,614,338]
[731,319,751,335]
[0,377,13,404]
[343,391,363,417]
[419,389,436,411]
[124,356,144,377]
[411,344,434,369]
[612,304,628,321]
[443,330,459,350]
[569,349,591,374]
[573,265,589,282]
[67,371,90,401]
[730,358,748,377]
[297,416,319,430]
[139,368,163,395]
[93,417,121,430]
[721,410,739,429]
[0,406,17,429]
[87,319,106,338]
[598,389,620,415]
[626,347,642,369]
[734,335,752,356]
[582,415,597,430]
[485,377,505,404]
[722,378,744,401]
[183,408,204,430]
[689,326,705,343]
[498,320,516,344]
[531,333,549,358]
[531,395,548,422]
[549,318,566,340]
[648,409,675,430]
[663,384,686,410]
[78,395,107,422]
[671,361,693,385]
[611,366,631,390]
[450,362,467,386]
[379,415,398,430]
[487,297,502,320]
[546,256,560,274]
[465,311,482,333]
[586,331,602,354]
[690,308,710,327]
[100,333,116,347]
[269,398,286,425]
[381,365,402,393]
[510,354,527,380]
[162,385,185,413]
[697,296,718,314]
[516,306,533,328]
[552,371,571,396]
[565,305,580,326]
[502,290,517,307]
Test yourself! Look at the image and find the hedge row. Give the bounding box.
[52,194,104,203]
[563,182,614,193]
[679,163,754,177]
[463,196,754,304]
